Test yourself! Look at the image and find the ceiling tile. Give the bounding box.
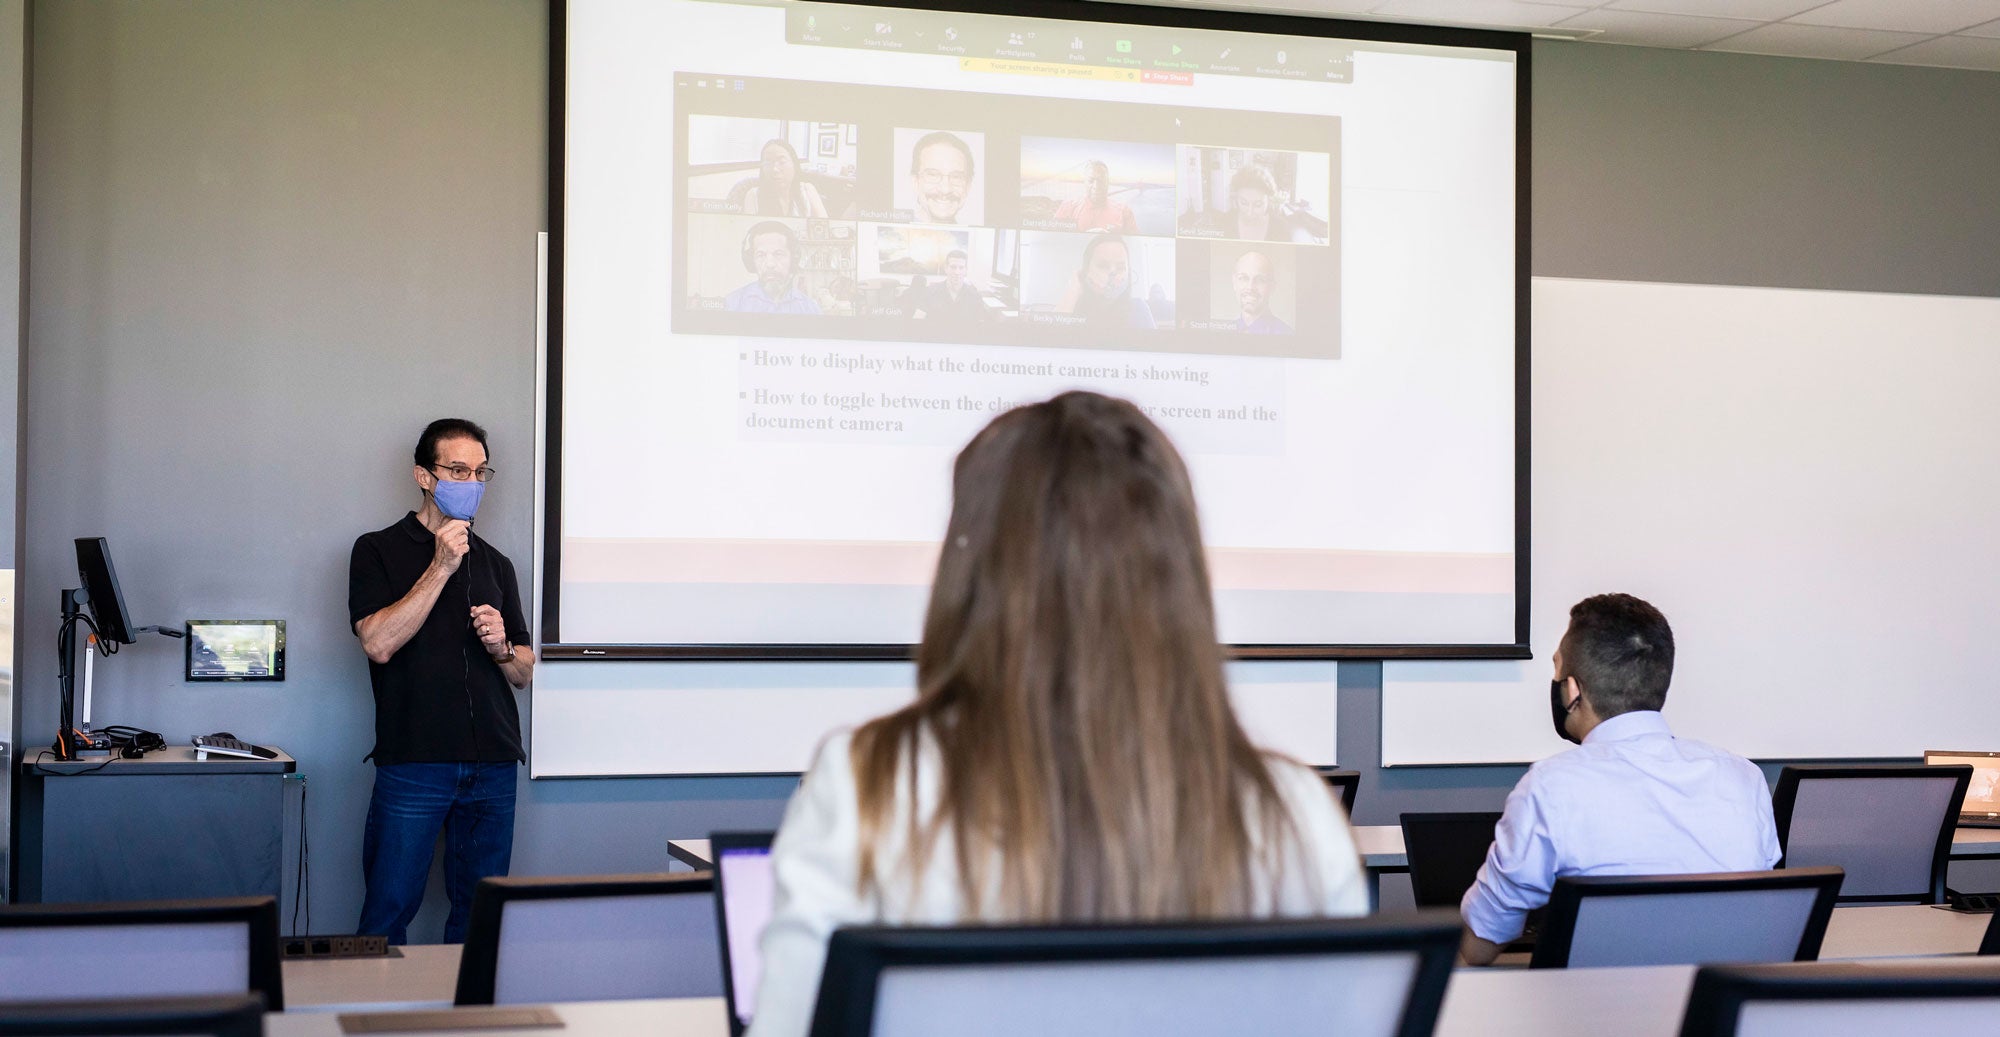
[1867,32,2000,69]
[1605,0,1825,20]
[1369,0,1591,29]
[1959,16,2000,36]
[1700,21,1933,59]
[1786,0,2000,34]
[1553,9,1763,47]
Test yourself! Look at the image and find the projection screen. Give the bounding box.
[548,0,1528,658]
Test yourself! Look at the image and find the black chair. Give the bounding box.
[454,872,720,1005]
[0,896,282,1010]
[1530,867,1844,969]
[0,993,264,1036]
[1398,811,1501,908]
[1772,764,1970,904]
[1316,768,1359,814]
[1981,909,2000,956]
[1678,961,2000,1036]
[806,911,1461,1037]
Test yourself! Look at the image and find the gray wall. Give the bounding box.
[15,4,2000,928]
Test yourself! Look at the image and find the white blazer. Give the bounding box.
[744,728,1369,1037]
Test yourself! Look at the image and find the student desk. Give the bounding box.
[263,997,728,1035]
[672,827,2000,903]
[281,944,463,1013]
[263,955,2000,1037]
[672,828,1410,871]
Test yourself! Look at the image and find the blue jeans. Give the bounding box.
[359,762,517,944]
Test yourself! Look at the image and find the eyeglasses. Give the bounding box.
[916,169,970,189]
[431,463,496,483]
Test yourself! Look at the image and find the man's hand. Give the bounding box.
[432,519,470,574]
[471,603,509,659]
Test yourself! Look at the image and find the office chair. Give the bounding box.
[1530,867,1844,969]
[1678,961,2000,1036]
[454,871,722,1005]
[806,911,1462,1037]
[0,993,265,1036]
[1316,767,1360,815]
[1772,764,1971,903]
[0,896,282,1010]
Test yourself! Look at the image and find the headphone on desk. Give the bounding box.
[741,221,800,273]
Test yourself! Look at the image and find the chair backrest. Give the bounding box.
[806,912,1461,1037]
[1678,961,2000,1037]
[1773,765,1970,903]
[454,872,722,1005]
[1317,768,1360,815]
[1531,867,1843,969]
[0,896,281,1010]
[0,993,265,1037]
[1398,811,1502,909]
[711,831,778,1036]
[1981,910,2000,956]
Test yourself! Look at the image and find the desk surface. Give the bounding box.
[264,954,2000,1037]
[672,826,2000,872]
[265,997,730,1035]
[282,944,463,1013]
[21,744,296,775]
[1818,904,1992,959]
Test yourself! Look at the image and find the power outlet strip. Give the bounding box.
[281,934,392,958]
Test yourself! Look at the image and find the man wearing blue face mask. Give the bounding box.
[348,418,535,944]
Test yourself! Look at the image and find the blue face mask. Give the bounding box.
[431,478,484,521]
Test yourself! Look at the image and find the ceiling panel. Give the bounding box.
[1700,21,1933,59]
[1866,31,2000,68]
[1786,0,2000,34]
[1117,0,2000,70]
[1551,8,1762,46]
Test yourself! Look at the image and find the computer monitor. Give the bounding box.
[75,537,136,645]
[711,831,777,1036]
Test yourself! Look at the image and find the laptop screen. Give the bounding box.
[718,841,777,1030]
[1926,752,2000,814]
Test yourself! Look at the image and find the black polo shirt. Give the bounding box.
[348,512,530,766]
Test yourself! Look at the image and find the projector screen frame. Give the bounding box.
[540,0,1533,662]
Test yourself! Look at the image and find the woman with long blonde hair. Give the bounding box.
[747,391,1365,1037]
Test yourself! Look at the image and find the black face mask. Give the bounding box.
[1550,678,1583,745]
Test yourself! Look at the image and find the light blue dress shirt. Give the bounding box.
[1460,710,1781,943]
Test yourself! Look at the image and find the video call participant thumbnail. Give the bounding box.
[1226,249,1291,335]
[741,139,828,219]
[912,249,986,325]
[726,221,821,314]
[1059,234,1156,330]
[896,129,982,226]
[1055,161,1139,234]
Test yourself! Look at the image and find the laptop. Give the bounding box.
[1924,751,2000,827]
[711,831,778,1037]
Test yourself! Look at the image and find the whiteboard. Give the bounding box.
[1385,278,2000,765]
[532,659,1336,777]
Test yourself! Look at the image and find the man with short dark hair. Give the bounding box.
[1458,593,1778,965]
[349,418,535,944]
[912,250,985,324]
